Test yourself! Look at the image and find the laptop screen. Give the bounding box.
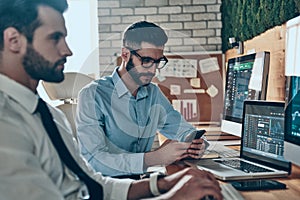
[241,101,286,163]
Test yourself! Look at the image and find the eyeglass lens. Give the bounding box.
[131,50,168,69]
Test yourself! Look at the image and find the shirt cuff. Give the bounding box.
[109,178,134,200]
[130,152,145,173]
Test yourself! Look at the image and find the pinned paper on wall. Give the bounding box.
[206,84,219,98]
[159,59,197,78]
[190,78,201,88]
[170,85,181,95]
[172,99,197,120]
[183,89,205,94]
[199,57,220,74]
[249,52,264,91]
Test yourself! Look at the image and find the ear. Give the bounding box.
[121,47,130,62]
[3,27,24,53]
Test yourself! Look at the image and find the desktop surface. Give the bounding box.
[161,124,300,199]
[167,151,300,200]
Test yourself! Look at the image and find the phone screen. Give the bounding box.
[185,129,206,142]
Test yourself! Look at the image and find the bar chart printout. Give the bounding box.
[172,99,197,120]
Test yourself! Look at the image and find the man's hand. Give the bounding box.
[144,140,190,166]
[185,138,208,159]
[157,168,222,200]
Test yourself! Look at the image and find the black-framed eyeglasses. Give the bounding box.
[128,49,168,69]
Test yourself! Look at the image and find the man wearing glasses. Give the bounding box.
[76,21,207,177]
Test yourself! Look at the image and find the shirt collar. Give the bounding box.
[111,68,148,100]
[112,68,129,98]
[0,74,39,114]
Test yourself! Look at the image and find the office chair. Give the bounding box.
[42,72,94,138]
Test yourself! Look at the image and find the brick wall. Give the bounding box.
[98,0,222,76]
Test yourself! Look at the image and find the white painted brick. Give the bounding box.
[111,24,131,32]
[184,22,206,29]
[216,29,221,36]
[98,9,110,16]
[167,38,183,46]
[122,15,145,23]
[111,8,133,15]
[99,32,121,40]
[99,48,120,56]
[98,1,120,8]
[169,46,193,52]
[120,0,144,7]
[193,0,217,5]
[193,45,209,52]
[208,37,221,44]
[169,0,192,5]
[183,6,205,13]
[167,30,192,38]
[184,37,206,45]
[159,6,181,14]
[111,40,122,48]
[207,5,221,12]
[170,14,192,22]
[99,33,111,40]
[99,16,121,24]
[208,21,222,28]
[193,29,215,37]
[194,13,216,21]
[98,40,111,47]
[145,0,168,6]
[146,15,169,22]
[98,55,114,64]
[97,0,223,54]
[194,45,217,51]
[135,7,157,15]
[159,22,183,30]
[99,24,111,32]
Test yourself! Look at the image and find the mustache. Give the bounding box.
[138,72,155,77]
[54,58,67,67]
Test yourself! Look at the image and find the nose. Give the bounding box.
[147,64,157,74]
[60,39,73,57]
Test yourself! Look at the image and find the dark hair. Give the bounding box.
[0,0,68,50]
[122,21,168,50]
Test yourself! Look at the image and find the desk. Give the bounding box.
[165,158,300,199]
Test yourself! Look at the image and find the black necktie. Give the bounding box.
[36,98,103,200]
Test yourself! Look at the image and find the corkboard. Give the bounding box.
[153,52,224,124]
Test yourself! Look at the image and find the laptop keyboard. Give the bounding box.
[215,159,273,173]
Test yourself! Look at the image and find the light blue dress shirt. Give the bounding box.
[76,68,196,176]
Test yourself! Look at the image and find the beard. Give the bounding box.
[23,45,66,83]
[125,57,155,87]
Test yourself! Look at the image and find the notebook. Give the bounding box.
[185,100,291,181]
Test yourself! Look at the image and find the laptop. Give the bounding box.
[185,100,291,181]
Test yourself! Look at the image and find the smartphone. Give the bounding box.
[230,179,286,191]
[185,129,206,142]
[194,129,206,139]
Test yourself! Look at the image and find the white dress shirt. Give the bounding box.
[0,74,133,200]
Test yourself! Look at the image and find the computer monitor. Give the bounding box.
[284,76,300,166]
[283,15,300,166]
[221,52,270,137]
